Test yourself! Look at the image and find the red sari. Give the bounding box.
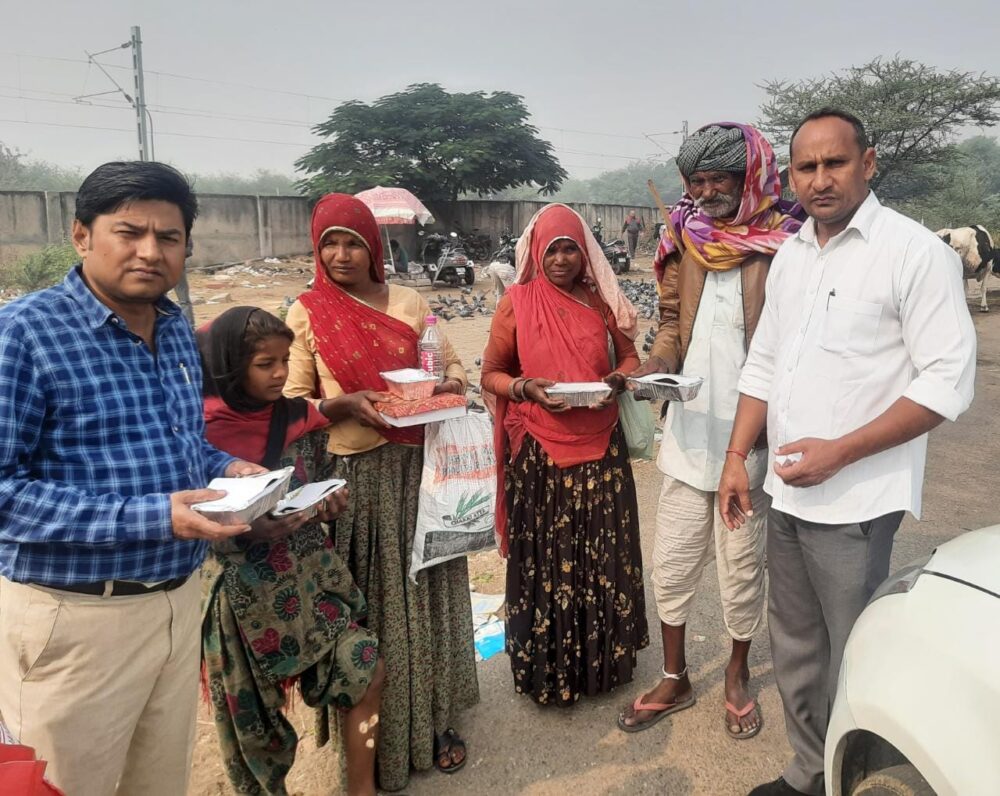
[297,193,423,446]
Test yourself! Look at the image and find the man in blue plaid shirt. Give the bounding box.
[0,162,264,796]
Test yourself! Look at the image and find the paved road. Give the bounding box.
[404,305,1000,796]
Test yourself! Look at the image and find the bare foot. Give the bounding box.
[724,662,761,736]
[619,671,694,729]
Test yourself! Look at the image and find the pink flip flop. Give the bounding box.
[725,698,763,740]
[617,692,696,733]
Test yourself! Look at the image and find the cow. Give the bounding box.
[936,226,999,312]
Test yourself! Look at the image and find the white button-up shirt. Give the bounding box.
[659,269,767,492]
[738,192,976,524]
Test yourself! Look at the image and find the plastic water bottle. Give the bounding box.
[419,315,444,381]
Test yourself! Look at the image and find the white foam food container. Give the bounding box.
[192,467,293,526]
[544,381,613,407]
[380,368,439,400]
[627,373,704,402]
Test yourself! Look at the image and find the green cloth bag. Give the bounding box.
[605,329,656,460]
[617,389,656,460]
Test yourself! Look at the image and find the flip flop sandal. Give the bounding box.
[434,728,467,774]
[617,693,696,734]
[725,699,763,740]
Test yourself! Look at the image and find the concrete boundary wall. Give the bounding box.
[0,191,659,267]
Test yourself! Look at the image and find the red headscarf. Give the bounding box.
[297,194,423,446]
[493,205,623,554]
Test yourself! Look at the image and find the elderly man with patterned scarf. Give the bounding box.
[618,123,803,737]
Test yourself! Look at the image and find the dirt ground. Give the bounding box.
[185,256,1000,796]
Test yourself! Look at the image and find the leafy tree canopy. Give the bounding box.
[295,83,567,202]
[896,135,1000,233]
[759,56,1000,201]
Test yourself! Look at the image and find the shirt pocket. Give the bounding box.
[820,295,882,357]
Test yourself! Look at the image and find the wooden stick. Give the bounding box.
[647,179,672,225]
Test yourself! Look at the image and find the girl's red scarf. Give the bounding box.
[298,193,423,446]
[494,277,619,555]
[203,395,329,467]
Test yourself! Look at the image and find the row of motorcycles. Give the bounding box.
[397,218,634,288]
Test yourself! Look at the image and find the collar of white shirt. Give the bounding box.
[796,190,879,247]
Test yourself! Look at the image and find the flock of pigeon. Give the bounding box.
[427,288,493,321]
[429,278,663,354]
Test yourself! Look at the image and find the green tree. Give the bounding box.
[0,142,83,191]
[896,135,1000,232]
[296,83,567,201]
[758,57,1000,200]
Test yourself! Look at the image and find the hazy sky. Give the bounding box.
[2,0,998,181]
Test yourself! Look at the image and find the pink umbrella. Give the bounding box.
[354,186,434,226]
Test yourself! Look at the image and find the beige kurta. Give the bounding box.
[284,284,467,456]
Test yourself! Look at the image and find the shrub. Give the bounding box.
[0,243,78,294]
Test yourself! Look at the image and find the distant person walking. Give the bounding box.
[622,210,645,259]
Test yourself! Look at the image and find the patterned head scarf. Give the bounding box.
[676,125,747,177]
[515,203,638,340]
[655,122,804,276]
[310,193,385,284]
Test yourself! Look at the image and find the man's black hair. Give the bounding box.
[789,107,869,158]
[74,161,198,236]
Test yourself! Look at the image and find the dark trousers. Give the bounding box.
[767,508,903,795]
[627,231,639,258]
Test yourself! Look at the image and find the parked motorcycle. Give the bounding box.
[457,229,492,263]
[591,217,630,274]
[488,231,518,265]
[603,238,631,274]
[417,231,476,286]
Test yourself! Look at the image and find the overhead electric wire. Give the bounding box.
[2,50,684,175]
[0,117,312,148]
[3,52,684,145]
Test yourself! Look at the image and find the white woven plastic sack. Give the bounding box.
[410,413,497,581]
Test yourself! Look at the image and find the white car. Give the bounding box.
[825,525,1000,795]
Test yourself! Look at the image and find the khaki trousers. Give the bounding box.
[0,575,200,796]
[651,474,768,640]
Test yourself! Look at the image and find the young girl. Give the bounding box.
[198,306,385,796]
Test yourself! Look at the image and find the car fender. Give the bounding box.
[835,575,1000,796]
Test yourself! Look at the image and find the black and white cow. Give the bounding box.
[936,226,999,312]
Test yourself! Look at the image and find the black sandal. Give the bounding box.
[433,728,467,774]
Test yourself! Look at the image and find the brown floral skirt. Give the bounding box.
[505,426,649,706]
[329,443,479,792]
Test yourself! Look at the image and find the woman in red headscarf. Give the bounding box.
[284,194,478,790]
[481,204,649,706]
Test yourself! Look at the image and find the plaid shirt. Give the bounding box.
[0,266,234,584]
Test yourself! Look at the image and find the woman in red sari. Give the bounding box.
[481,204,649,706]
[284,194,478,791]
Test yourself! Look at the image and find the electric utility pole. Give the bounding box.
[76,26,153,161]
[130,26,150,161]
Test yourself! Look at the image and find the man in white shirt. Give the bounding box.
[618,124,803,738]
[721,108,976,796]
